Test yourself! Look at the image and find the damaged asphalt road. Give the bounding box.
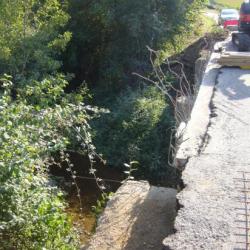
[164,49,250,249]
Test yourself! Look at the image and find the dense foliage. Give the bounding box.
[64,0,206,183]
[0,1,85,248]
[93,86,174,182]
[0,0,207,248]
[0,0,71,83]
[64,0,207,89]
[0,74,99,248]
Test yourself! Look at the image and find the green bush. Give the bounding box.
[0,75,100,249]
[92,86,174,181]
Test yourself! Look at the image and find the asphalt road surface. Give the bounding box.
[164,41,250,249]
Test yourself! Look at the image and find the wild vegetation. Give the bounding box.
[0,75,91,249]
[211,0,242,9]
[63,0,206,88]
[0,0,209,248]
[63,0,210,184]
[92,86,174,182]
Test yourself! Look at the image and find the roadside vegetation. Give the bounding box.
[211,0,242,9]
[0,0,212,248]
[161,11,217,58]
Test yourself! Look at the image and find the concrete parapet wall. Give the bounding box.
[175,47,221,169]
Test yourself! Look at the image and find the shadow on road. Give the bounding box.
[218,69,250,101]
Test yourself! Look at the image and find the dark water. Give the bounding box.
[50,152,124,244]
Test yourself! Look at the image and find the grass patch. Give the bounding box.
[161,13,217,58]
[201,13,217,34]
[212,0,242,9]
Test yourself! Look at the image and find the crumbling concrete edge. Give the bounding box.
[175,45,221,170]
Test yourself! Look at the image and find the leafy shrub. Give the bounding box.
[92,86,174,181]
[92,192,114,218]
[0,0,71,83]
[0,75,99,249]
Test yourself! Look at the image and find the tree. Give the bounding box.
[63,0,207,89]
[0,0,71,83]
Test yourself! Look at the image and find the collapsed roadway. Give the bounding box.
[163,33,250,249]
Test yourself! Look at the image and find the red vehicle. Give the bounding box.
[223,19,239,30]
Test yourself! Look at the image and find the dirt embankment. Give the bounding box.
[167,32,227,90]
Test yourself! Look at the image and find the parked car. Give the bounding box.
[223,19,239,31]
[239,2,250,31]
[219,9,239,25]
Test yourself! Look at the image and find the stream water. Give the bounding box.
[50,152,124,245]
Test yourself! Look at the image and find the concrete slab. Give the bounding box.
[85,181,177,250]
[175,46,221,169]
